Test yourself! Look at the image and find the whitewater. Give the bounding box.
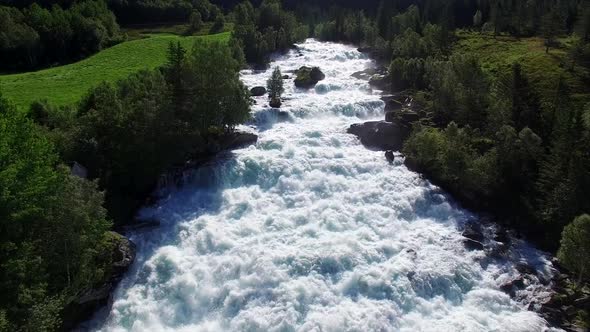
[93,40,560,332]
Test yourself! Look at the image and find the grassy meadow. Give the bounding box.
[0,31,230,109]
[454,31,590,105]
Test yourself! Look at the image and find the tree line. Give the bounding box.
[229,0,309,66]
[308,0,590,282]
[0,37,251,330]
[0,0,121,71]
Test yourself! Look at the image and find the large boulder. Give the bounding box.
[207,131,258,154]
[250,86,267,96]
[383,98,403,113]
[347,121,410,151]
[369,74,391,91]
[295,66,325,89]
[385,150,395,164]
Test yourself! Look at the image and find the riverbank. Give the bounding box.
[65,130,258,330]
[348,47,589,331]
[90,39,561,331]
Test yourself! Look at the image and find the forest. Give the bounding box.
[0,0,589,330]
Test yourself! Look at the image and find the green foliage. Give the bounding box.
[189,10,203,33]
[315,9,377,46]
[404,122,500,200]
[0,32,230,109]
[210,14,225,33]
[0,0,120,71]
[558,214,590,281]
[107,0,222,25]
[426,53,489,128]
[267,66,284,102]
[0,93,112,330]
[231,0,308,65]
[44,40,251,223]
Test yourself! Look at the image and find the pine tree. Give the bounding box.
[189,11,203,33]
[164,42,187,115]
[267,66,284,108]
[558,214,590,283]
[541,9,565,53]
[510,63,540,132]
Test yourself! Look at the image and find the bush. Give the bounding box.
[558,214,590,282]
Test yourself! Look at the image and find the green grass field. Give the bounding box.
[0,32,230,109]
[455,31,590,105]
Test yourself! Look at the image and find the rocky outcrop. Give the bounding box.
[352,67,381,81]
[250,86,267,96]
[294,66,325,89]
[385,151,395,164]
[368,74,391,91]
[382,96,403,113]
[206,131,258,154]
[63,232,135,330]
[347,121,411,151]
[462,222,485,251]
[538,272,590,330]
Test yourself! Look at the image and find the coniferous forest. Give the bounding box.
[0,0,589,331]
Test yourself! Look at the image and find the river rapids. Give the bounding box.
[92,40,561,332]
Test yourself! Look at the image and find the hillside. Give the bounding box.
[454,31,590,105]
[0,32,230,109]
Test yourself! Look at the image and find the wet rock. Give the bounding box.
[250,86,267,96]
[352,68,377,80]
[488,243,510,259]
[463,222,485,242]
[500,276,525,297]
[463,222,485,251]
[111,233,136,278]
[493,226,511,245]
[269,98,282,108]
[369,74,391,91]
[347,121,410,151]
[294,66,325,89]
[207,131,258,154]
[386,109,421,126]
[464,239,485,251]
[384,100,403,114]
[385,151,395,164]
[516,262,537,276]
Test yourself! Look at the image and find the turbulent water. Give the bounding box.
[93,40,560,332]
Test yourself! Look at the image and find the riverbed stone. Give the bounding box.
[385,150,395,164]
[294,66,325,89]
[250,86,267,96]
[347,121,410,151]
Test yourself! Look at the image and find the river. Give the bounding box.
[93,40,560,332]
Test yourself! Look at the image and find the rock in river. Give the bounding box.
[294,66,325,89]
[250,86,267,96]
[348,121,410,151]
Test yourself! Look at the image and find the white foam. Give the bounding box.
[93,39,559,332]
